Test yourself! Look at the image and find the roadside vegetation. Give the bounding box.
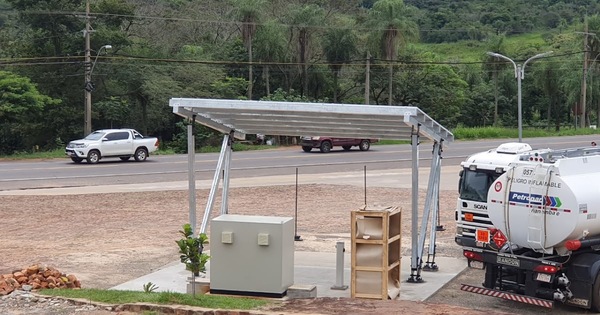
[38,288,270,310]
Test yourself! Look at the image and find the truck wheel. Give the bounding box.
[134,148,148,162]
[342,146,352,151]
[302,146,312,152]
[120,157,131,161]
[70,157,83,163]
[359,140,371,151]
[319,141,332,153]
[86,150,100,164]
[592,271,600,312]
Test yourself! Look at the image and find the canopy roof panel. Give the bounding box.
[169,99,453,143]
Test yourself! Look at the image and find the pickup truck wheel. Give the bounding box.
[134,148,148,162]
[302,146,312,152]
[319,141,332,153]
[359,140,371,151]
[86,150,100,164]
[120,157,131,161]
[70,157,83,163]
[342,145,352,151]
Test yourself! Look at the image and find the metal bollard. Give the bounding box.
[331,241,348,290]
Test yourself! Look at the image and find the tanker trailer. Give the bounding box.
[461,147,600,311]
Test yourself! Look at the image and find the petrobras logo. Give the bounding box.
[508,192,544,205]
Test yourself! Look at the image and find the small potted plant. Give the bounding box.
[176,223,210,296]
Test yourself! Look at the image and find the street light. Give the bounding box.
[84,44,112,135]
[487,51,553,142]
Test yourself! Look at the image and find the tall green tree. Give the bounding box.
[585,15,600,127]
[533,62,564,131]
[0,71,60,154]
[254,20,287,97]
[483,34,507,126]
[322,18,358,103]
[288,4,324,97]
[230,0,265,100]
[367,0,419,105]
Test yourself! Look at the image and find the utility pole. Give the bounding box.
[364,51,370,105]
[84,0,92,136]
[578,21,594,129]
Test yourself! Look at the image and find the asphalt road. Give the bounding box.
[1,135,599,191]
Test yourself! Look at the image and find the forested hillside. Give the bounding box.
[0,0,599,154]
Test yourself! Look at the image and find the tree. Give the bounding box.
[393,51,467,127]
[533,61,565,131]
[254,20,287,97]
[585,15,600,127]
[322,17,358,103]
[483,34,508,126]
[230,0,266,100]
[0,71,60,154]
[288,4,324,97]
[367,0,419,105]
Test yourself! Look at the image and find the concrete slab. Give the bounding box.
[111,251,466,302]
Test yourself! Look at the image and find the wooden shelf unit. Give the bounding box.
[351,205,401,300]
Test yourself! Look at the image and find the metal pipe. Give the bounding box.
[330,241,348,290]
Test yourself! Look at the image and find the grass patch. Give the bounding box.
[452,126,600,140]
[38,288,271,310]
[0,148,66,160]
[415,32,552,63]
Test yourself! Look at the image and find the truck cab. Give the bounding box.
[455,142,533,248]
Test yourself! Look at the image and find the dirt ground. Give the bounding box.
[0,184,511,314]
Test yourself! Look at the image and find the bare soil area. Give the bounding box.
[1,184,509,314]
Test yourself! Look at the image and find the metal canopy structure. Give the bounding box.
[170,99,453,142]
[169,98,454,283]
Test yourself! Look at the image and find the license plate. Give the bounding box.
[469,260,484,270]
[476,229,490,243]
[536,273,552,283]
[66,151,74,157]
[497,256,520,267]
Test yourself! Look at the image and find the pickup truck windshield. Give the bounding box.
[459,169,501,203]
[84,131,106,141]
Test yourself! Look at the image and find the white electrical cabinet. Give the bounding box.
[209,214,294,297]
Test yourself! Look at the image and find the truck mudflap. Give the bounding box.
[460,284,554,308]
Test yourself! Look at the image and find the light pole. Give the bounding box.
[84,44,112,136]
[487,51,553,142]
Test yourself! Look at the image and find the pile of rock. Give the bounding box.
[0,265,81,295]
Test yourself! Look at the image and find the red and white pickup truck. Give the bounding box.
[299,136,378,153]
[65,129,159,164]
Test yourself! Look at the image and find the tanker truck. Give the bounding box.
[461,144,600,310]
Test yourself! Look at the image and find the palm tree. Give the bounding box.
[230,0,265,100]
[367,0,418,105]
[254,20,286,97]
[288,4,324,97]
[586,15,600,127]
[483,34,507,126]
[322,21,358,103]
[533,61,563,131]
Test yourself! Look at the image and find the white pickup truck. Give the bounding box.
[65,129,159,164]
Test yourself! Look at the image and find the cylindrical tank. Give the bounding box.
[487,155,600,254]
